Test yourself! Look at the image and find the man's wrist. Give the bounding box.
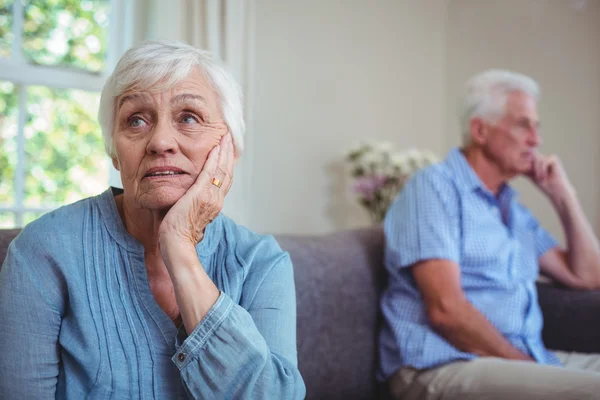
[549,183,577,208]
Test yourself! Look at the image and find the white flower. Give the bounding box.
[373,141,394,153]
[390,153,410,173]
[361,138,379,149]
[405,148,421,160]
[360,150,384,168]
[346,140,439,182]
[344,140,367,156]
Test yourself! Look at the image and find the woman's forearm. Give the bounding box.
[172,289,306,399]
[160,238,220,335]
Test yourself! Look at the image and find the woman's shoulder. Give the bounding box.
[11,194,104,254]
[215,214,284,254]
[215,214,289,267]
[214,215,294,306]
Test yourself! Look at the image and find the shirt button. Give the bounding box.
[178,353,186,362]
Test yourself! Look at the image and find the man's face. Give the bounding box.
[477,91,542,177]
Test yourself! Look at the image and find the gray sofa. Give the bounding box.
[2,227,600,400]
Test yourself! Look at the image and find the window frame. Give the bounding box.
[0,0,128,227]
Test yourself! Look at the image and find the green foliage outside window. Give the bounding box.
[0,0,14,58]
[0,0,111,227]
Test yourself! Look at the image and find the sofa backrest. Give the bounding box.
[276,227,386,400]
[0,229,20,266]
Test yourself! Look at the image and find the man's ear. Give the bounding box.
[469,117,487,145]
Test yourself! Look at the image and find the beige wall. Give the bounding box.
[249,0,448,234]
[446,0,600,243]
[245,0,600,237]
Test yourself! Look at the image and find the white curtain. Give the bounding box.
[108,0,254,226]
[127,0,247,82]
[131,0,215,55]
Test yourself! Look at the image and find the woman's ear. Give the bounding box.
[230,133,240,165]
[111,156,120,171]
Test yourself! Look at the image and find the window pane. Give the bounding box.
[22,0,110,73]
[0,80,18,205]
[24,85,108,207]
[0,0,14,58]
[0,212,15,228]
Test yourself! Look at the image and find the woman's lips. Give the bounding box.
[143,166,187,178]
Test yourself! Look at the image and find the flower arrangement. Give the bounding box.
[345,141,439,223]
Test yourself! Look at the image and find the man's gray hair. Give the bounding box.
[459,69,540,146]
[98,40,245,157]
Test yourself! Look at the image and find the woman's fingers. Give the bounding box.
[201,144,221,182]
[189,144,222,220]
[212,133,235,197]
[184,133,234,221]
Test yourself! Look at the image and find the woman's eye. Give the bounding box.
[180,114,199,124]
[129,117,147,127]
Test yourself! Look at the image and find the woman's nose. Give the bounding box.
[146,120,178,155]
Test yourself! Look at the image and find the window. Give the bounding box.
[0,0,117,228]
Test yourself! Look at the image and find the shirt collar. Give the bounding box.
[99,187,221,256]
[444,147,517,201]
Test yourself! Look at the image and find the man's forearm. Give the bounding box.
[552,188,600,287]
[431,300,533,361]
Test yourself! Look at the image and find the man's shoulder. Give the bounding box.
[386,162,461,226]
[404,162,459,197]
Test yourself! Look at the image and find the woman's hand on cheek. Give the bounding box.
[158,133,235,253]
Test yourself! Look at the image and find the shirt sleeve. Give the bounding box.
[171,252,306,400]
[384,169,461,270]
[0,231,66,399]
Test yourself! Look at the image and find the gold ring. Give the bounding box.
[211,178,223,188]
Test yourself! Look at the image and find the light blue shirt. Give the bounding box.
[0,188,306,399]
[378,148,562,380]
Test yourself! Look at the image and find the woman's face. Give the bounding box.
[112,68,228,210]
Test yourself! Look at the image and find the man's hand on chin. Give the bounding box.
[527,153,576,203]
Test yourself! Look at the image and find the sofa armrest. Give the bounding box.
[537,282,600,353]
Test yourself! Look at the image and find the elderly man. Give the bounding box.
[379,69,600,400]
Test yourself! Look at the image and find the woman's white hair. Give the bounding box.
[98,40,245,157]
[459,69,540,146]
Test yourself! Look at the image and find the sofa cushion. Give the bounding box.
[276,227,386,400]
[0,229,20,266]
[537,283,600,354]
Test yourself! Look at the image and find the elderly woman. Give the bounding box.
[0,40,305,399]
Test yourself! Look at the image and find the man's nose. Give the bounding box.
[528,127,542,147]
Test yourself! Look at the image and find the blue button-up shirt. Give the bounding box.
[378,148,562,381]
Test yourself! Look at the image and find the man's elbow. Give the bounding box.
[566,270,600,290]
[576,278,600,291]
[426,299,466,332]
